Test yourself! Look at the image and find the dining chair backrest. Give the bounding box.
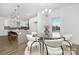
[63,34,72,40]
[31,32,37,37]
[26,34,36,41]
[45,38,64,48]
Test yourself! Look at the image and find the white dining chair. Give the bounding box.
[44,38,64,55]
[62,34,72,54]
[52,32,72,55]
[25,32,41,55]
[63,34,72,41]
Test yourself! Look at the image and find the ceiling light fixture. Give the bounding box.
[10,4,20,19]
[41,9,52,16]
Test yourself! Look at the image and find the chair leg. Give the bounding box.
[44,43,48,55]
[38,41,41,54]
[30,41,35,55]
[61,46,64,55]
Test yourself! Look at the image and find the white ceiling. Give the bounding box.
[0,3,72,19]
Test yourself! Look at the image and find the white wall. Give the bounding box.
[0,17,8,36]
[51,4,79,44]
[29,16,38,32]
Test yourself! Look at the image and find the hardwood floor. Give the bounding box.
[0,36,27,55]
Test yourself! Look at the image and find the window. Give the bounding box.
[52,17,61,32]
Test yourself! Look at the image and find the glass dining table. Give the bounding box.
[29,34,72,55]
